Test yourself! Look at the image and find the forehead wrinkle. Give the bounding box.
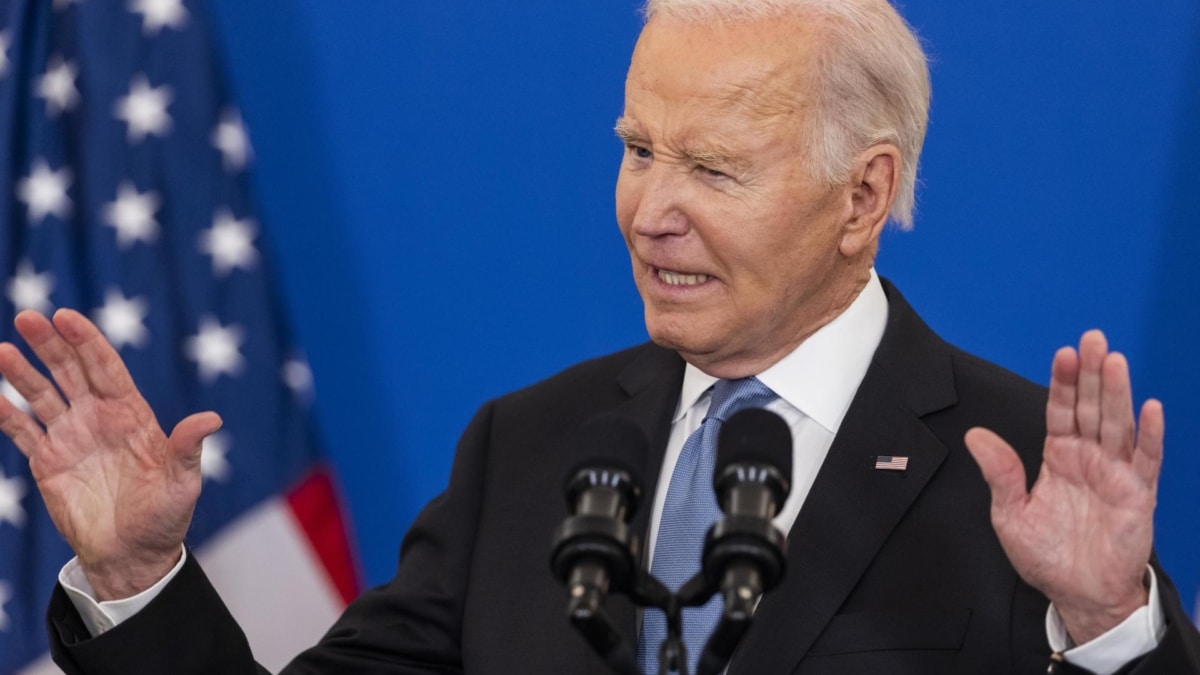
[709,61,809,123]
[619,63,807,172]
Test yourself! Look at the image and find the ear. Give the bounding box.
[839,144,900,257]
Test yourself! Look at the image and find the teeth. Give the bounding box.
[658,270,710,286]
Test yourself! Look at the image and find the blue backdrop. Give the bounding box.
[203,1,1200,615]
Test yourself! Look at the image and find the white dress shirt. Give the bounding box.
[62,270,1163,674]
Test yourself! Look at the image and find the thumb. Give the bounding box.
[168,411,223,470]
[964,426,1028,516]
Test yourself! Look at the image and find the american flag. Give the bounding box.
[0,1,358,673]
[874,455,909,471]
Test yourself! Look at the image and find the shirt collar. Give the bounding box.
[673,269,889,433]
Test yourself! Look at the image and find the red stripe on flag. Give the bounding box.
[286,466,361,605]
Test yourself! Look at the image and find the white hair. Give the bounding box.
[642,0,931,229]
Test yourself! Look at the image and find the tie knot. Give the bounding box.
[707,377,776,422]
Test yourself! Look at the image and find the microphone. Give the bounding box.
[550,414,648,675]
[697,408,792,675]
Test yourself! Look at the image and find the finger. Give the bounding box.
[964,427,1029,518]
[0,341,69,425]
[51,308,137,399]
[1098,352,1136,461]
[167,411,223,473]
[1073,330,1107,441]
[0,386,47,458]
[1047,346,1079,437]
[14,310,92,402]
[1132,399,1164,488]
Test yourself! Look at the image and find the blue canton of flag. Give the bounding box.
[0,1,357,673]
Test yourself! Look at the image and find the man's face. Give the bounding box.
[616,15,872,378]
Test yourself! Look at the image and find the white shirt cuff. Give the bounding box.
[58,545,188,637]
[1045,566,1166,675]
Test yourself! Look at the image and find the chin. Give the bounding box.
[644,323,686,352]
[644,312,717,358]
[644,316,688,351]
[644,313,773,378]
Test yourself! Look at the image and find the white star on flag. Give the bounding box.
[200,431,232,482]
[0,31,11,79]
[114,74,173,142]
[184,315,246,383]
[0,378,30,413]
[129,0,189,35]
[199,209,259,276]
[0,468,26,528]
[6,260,55,314]
[102,180,161,247]
[0,581,11,633]
[94,289,150,349]
[36,56,80,116]
[211,107,252,172]
[282,356,315,402]
[16,158,72,224]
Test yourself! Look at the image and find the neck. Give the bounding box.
[684,265,874,379]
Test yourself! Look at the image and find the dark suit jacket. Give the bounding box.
[47,280,1200,674]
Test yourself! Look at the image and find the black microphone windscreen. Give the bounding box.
[715,408,792,479]
[566,413,650,490]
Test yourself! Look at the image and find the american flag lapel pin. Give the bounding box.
[874,455,909,471]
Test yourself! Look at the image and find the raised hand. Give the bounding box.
[0,309,221,600]
[965,330,1162,645]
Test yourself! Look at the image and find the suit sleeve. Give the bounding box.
[46,401,499,675]
[1048,557,1200,675]
[1112,558,1200,675]
[47,552,263,675]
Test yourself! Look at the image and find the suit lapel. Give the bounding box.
[727,281,960,673]
[599,345,686,669]
[613,344,686,509]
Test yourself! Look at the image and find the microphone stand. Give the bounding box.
[627,570,683,675]
[612,546,772,675]
[554,409,790,675]
[555,515,785,675]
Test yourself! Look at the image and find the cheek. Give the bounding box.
[614,174,637,234]
[727,221,829,296]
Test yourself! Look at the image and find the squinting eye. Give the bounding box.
[700,166,728,179]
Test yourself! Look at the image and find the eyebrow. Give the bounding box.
[613,117,643,144]
[613,117,751,173]
[684,147,750,173]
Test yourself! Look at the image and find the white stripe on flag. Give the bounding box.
[196,496,345,673]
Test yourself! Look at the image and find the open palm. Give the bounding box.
[0,309,221,600]
[966,330,1161,644]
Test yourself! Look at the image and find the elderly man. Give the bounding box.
[3,0,1198,673]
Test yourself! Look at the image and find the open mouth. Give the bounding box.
[656,268,711,286]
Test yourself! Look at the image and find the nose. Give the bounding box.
[628,165,690,238]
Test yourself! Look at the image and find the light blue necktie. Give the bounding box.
[638,377,778,674]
